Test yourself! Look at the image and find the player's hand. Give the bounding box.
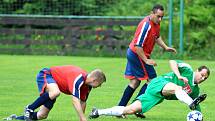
[145,59,157,66]
[177,75,188,84]
[165,47,177,53]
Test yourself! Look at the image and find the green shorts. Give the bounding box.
[135,77,169,113]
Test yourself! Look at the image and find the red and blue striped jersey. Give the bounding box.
[129,16,160,58]
[50,65,91,101]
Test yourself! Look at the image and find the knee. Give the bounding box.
[124,106,137,115]
[175,86,182,91]
[174,86,183,93]
[129,79,140,89]
[129,107,137,114]
[49,90,60,99]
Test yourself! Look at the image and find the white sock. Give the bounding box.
[98,106,125,116]
[175,89,193,105]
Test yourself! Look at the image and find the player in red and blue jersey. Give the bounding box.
[118,4,177,118]
[6,65,106,121]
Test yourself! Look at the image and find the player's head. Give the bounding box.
[151,4,164,24]
[87,69,106,88]
[194,65,210,84]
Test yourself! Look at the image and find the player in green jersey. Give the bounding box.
[89,60,210,119]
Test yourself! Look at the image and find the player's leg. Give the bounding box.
[89,87,164,119]
[118,78,140,106]
[25,84,59,120]
[118,48,146,106]
[162,82,207,110]
[31,98,56,120]
[162,82,193,105]
[45,83,61,100]
[135,63,157,118]
[24,68,60,121]
[4,98,55,121]
[136,63,157,97]
[135,90,165,114]
[89,100,142,119]
[36,105,50,120]
[123,100,142,115]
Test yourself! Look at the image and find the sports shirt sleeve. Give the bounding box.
[71,74,85,99]
[135,22,151,47]
[176,60,193,73]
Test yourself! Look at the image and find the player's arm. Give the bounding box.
[135,46,156,66]
[169,60,188,84]
[156,36,177,53]
[80,100,86,113]
[134,21,157,66]
[72,96,87,121]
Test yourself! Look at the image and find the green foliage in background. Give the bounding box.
[104,0,215,59]
[0,0,117,15]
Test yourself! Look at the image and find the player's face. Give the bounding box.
[152,9,164,24]
[91,79,103,88]
[195,69,208,84]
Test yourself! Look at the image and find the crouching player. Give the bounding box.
[89,60,209,119]
[5,65,106,121]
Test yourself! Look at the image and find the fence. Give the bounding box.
[0,0,182,56]
[0,16,141,56]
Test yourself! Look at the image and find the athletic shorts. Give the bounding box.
[135,77,169,113]
[36,68,56,96]
[124,48,157,80]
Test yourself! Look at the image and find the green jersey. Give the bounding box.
[161,60,200,100]
[136,60,201,113]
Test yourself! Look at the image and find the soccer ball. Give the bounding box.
[187,110,203,121]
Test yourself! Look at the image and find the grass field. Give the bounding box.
[0,55,214,121]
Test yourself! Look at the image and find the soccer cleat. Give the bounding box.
[3,114,17,120]
[24,105,33,121]
[89,107,99,119]
[135,112,146,118]
[189,94,207,110]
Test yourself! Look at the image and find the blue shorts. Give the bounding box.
[36,68,56,96]
[124,48,157,80]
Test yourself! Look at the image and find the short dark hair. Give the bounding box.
[92,69,106,83]
[198,65,210,79]
[152,4,164,13]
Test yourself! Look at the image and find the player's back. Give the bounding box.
[50,65,87,94]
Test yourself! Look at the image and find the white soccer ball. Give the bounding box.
[187,110,203,121]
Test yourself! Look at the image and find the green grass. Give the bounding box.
[0,55,214,121]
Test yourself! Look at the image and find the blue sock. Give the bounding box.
[28,92,51,110]
[136,83,148,97]
[118,85,135,106]
[16,115,25,120]
[44,98,56,110]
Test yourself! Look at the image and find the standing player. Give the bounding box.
[89,60,210,119]
[5,65,106,121]
[118,4,176,118]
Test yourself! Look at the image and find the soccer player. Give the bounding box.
[89,60,210,119]
[118,4,176,118]
[5,65,106,121]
